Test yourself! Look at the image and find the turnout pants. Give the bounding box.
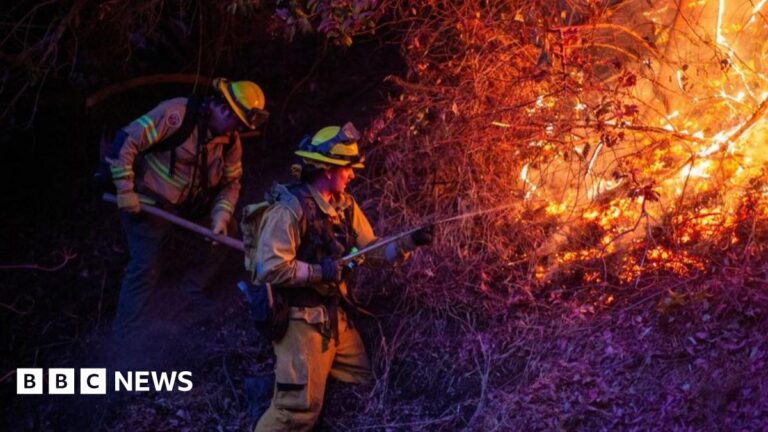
[255,308,371,432]
[112,211,232,338]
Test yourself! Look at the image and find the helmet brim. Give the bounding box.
[295,150,365,168]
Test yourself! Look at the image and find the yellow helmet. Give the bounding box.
[295,122,365,168]
[214,77,269,129]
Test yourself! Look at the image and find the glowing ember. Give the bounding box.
[518,0,768,284]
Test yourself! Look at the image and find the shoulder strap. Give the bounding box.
[287,184,315,237]
[341,199,358,244]
[148,96,201,153]
[149,96,202,178]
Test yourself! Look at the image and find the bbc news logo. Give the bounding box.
[16,368,193,395]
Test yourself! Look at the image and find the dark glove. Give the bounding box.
[410,225,434,246]
[320,257,344,283]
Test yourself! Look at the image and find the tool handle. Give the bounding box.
[102,193,245,252]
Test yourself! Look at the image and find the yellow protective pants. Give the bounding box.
[254,308,371,432]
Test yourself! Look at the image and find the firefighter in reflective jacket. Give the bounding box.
[108,78,268,337]
[253,123,432,431]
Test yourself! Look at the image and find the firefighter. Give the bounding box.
[253,122,432,431]
[108,78,268,337]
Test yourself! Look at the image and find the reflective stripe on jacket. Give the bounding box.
[108,97,242,218]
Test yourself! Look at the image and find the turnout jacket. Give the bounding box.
[254,183,415,296]
[108,97,243,219]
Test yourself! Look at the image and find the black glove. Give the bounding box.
[320,257,344,283]
[410,225,434,246]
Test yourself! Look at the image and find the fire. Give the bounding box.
[521,0,768,284]
[673,206,739,244]
[619,246,707,284]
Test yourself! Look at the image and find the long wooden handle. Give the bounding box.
[102,193,245,252]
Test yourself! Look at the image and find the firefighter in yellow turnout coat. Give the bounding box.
[109,78,268,337]
[253,123,432,431]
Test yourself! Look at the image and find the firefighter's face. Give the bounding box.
[327,166,355,194]
[210,103,243,135]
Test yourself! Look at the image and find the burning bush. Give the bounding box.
[342,0,768,429]
[359,0,768,296]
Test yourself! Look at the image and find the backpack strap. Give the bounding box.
[285,184,313,238]
[196,110,210,190]
[145,96,202,178]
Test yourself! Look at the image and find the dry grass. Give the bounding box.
[335,0,768,429]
